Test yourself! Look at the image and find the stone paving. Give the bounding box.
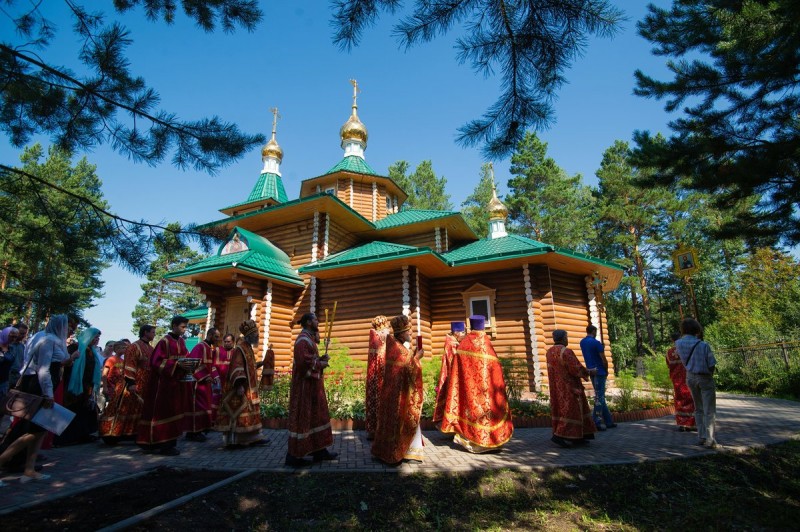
[1,393,799,514]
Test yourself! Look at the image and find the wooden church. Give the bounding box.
[167,83,624,391]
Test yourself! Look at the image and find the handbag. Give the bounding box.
[2,389,44,420]
[1,345,44,420]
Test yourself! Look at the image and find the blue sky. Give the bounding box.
[1,1,674,340]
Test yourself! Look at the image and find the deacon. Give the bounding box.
[432,321,465,426]
[100,325,156,445]
[371,315,425,464]
[185,328,222,441]
[546,329,597,448]
[365,315,389,440]
[439,315,513,453]
[215,321,267,448]
[285,313,337,467]
[136,316,193,455]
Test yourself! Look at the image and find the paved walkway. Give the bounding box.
[2,394,799,514]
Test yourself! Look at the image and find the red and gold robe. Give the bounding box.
[371,335,424,464]
[432,333,459,424]
[136,334,191,446]
[186,341,219,431]
[100,340,152,438]
[212,346,231,412]
[287,330,332,458]
[439,331,513,451]
[546,344,596,440]
[365,329,387,439]
[215,339,263,445]
[666,345,696,428]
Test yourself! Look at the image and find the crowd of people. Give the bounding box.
[0,311,718,482]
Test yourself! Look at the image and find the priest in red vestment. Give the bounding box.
[185,328,222,441]
[285,313,337,467]
[433,321,465,426]
[100,326,155,444]
[666,332,696,431]
[258,345,275,392]
[546,329,597,448]
[439,315,513,453]
[365,315,389,441]
[136,316,193,455]
[371,314,425,465]
[215,320,267,448]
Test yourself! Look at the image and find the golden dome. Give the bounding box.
[340,109,368,145]
[261,137,283,162]
[488,184,507,220]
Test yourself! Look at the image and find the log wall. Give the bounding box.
[326,216,360,257]
[255,219,315,270]
[392,230,437,250]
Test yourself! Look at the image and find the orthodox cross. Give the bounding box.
[270,107,280,138]
[349,79,360,108]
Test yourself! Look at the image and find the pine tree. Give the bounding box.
[633,0,800,245]
[504,132,595,251]
[332,1,623,157]
[130,223,205,336]
[0,144,109,328]
[461,163,496,237]
[388,160,453,211]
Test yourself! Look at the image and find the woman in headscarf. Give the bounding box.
[55,327,102,446]
[0,326,20,398]
[0,315,69,482]
[365,315,389,441]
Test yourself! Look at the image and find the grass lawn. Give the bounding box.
[136,440,800,530]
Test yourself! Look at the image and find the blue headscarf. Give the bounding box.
[0,326,18,347]
[67,327,102,395]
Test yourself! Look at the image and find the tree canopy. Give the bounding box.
[461,163,496,237]
[331,0,623,158]
[388,160,453,211]
[633,0,800,246]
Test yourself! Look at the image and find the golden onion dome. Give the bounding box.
[340,109,368,145]
[488,185,508,219]
[261,136,283,162]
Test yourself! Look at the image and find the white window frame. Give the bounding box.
[462,283,497,337]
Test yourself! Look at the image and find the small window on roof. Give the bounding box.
[325,187,336,196]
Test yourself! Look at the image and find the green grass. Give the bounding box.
[140,440,800,530]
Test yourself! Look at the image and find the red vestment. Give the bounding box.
[432,333,459,423]
[439,331,513,451]
[259,346,275,391]
[100,340,152,438]
[215,339,263,445]
[666,346,696,427]
[186,341,219,431]
[212,347,231,411]
[371,335,424,464]
[136,334,191,445]
[365,329,387,438]
[287,330,332,458]
[546,345,596,440]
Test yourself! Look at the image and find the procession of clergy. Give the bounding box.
[90,311,599,467]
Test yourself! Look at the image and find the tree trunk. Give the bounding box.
[632,245,656,349]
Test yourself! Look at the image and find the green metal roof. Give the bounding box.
[551,245,626,271]
[222,172,288,210]
[300,241,442,273]
[324,155,379,176]
[444,235,553,265]
[373,209,461,230]
[181,306,208,320]
[165,249,303,286]
[222,227,291,263]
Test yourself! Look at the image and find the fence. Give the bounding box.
[716,341,800,396]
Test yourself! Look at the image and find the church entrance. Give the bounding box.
[223,297,251,337]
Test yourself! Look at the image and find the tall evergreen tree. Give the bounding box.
[505,132,595,251]
[461,163,495,237]
[0,144,110,328]
[388,160,453,211]
[130,223,205,336]
[633,0,800,245]
[332,0,623,157]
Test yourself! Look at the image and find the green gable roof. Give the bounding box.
[222,227,291,263]
[165,249,303,286]
[373,209,462,229]
[300,241,440,273]
[181,306,208,320]
[443,235,553,266]
[324,155,378,176]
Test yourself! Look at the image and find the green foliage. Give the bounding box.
[714,342,800,398]
[505,132,596,251]
[130,222,205,336]
[324,340,367,420]
[611,370,637,413]
[331,1,623,158]
[460,163,495,238]
[643,355,673,401]
[259,372,291,418]
[0,144,110,328]
[634,0,800,246]
[388,160,453,211]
